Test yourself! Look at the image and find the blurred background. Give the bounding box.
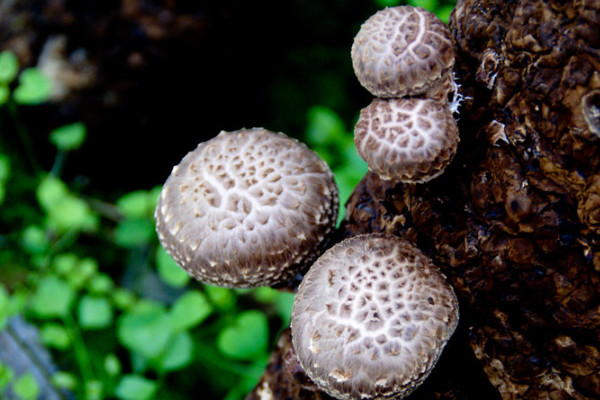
[0,0,456,399]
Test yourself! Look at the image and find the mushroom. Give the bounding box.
[155,128,339,288]
[354,97,459,183]
[291,233,459,400]
[351,6,455,99]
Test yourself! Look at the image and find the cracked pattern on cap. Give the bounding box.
[351,6,455,98]
[354,97,459,183]
[291,234,459,400]
[155,128,338,288]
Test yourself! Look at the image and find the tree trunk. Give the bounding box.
[247,0,600,399]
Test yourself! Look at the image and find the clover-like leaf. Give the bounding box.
[0,51,18,84]
[169,291,212,333]
[13,68,52,105]
[78,295,113,330]
[217,310,268,360]
[115,375,157,400]
[117,300,172,360]
[49,123,87,151]
[30,276,75,319]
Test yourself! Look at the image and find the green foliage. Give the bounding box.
[155,247,190,288]
[13,68,52,105]
[50,123,87,152]
[0,154,9,204]
[373,0,456,23]
[0,2,457,393]
[0,51,19,84]
[115,375,158,400]
[217,311,269,360]
[0,50,292,400]
[30,275,76,319]
[0,285,9,330]
[0,362,14,392]
[78,295,113,330]
[305,106,368,218]
[12,373,39,400]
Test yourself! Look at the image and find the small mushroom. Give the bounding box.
[155,128,339,288]
[291,233,459,400]
[351,6,455,98]
[354,97,459,183]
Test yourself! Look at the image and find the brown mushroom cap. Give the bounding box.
[291,233,459,400]
[155,128,338,288]
[351,6,455,98]
[354,97,459,183]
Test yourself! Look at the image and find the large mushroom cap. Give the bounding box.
[155,128,338,288]
[351,6,455,98]
[291,233,459,400]
[354,97,459,183]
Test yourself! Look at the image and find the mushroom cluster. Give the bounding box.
[291,234,459,400]
[154,6,461,399]
[351,6,460,183]
[155,128,338,288]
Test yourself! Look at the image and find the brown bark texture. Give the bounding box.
[248,0,600,399]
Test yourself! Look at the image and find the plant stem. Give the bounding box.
[62,313,95,397]
[50,150,66,177]
[7,101,40,174]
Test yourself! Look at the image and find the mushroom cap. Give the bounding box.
[351,6,455,98]
[155,128,338,288]
[354,97,459,183]
[291,233,459,400]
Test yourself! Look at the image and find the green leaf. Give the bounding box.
[37,175,98,233]
[30,275,75,318]
[374,0,402,7]
[13,373,39,400]
[204,285,236,310]
[408,0,440,12]
[65,257,98,290]
[156,247,189,288]
[436,5,454,24]
[0,51,18,84]
[158,331,193,372]
[0,285,9,330]
[53,253,78,276]
[305,106,346,147]
[40,322,71,350]
[0,85,9,106]
[217,310,268,360]
[46,195,98,233]
[114,219,155,247]
[169,291,212,333]
[115,375,158,400]
[49,122,87,151]
[7,290,28,316]
[51,371,77,391]
[0,362,14,392]
[78,295,113,330]
[111,288,136,311]
[89,273,114,295]
[117,300,172,360]
[21,225,49,254]
[37,175,69,210]
[117,190,155,219]
[104,354,121,376]
[86,380,103,400]
[13,67,52,105]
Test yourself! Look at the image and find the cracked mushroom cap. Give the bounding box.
[351,6,455,98]
[291,233,459,400]
[155,128,338,288]
[354,97,459,183]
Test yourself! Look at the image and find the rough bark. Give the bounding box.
[248,0,600,399]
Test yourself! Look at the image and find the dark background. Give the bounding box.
[0,0,377,195]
